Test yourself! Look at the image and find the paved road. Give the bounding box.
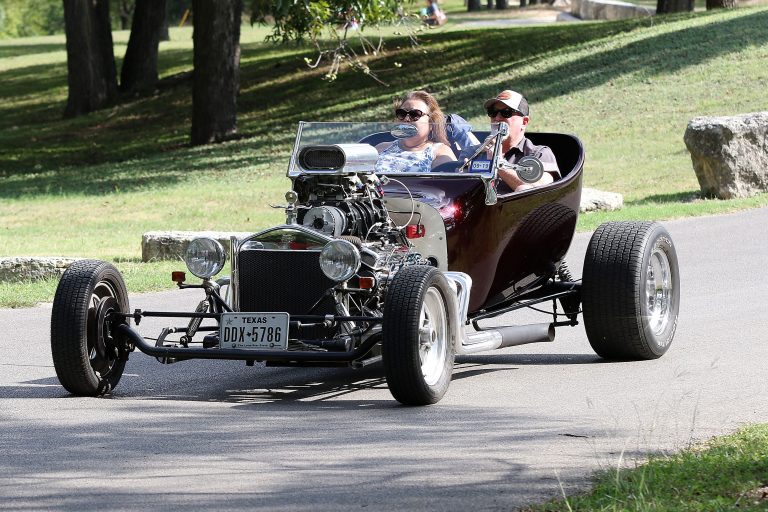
[2,208,767,511]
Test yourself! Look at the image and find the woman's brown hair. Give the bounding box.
[394,90,449,146]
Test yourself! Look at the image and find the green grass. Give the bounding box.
[1,6,768,307]
[523,424,768,511]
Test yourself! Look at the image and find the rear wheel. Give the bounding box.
[382,265,455,405]
[582,222,679,360]
[51,260,130,396]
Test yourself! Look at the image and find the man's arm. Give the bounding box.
[499,146,559,192]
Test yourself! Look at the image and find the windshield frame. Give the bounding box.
[286,121,507,181]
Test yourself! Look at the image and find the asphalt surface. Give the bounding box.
[2,208,767,511]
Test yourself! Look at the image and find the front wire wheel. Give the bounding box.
[382,265,456,405]
[51,260,130,396]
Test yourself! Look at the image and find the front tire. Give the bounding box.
[582,222,680,360]
[51,260,130,396]
[382,265,456,405]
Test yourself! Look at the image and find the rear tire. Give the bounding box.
[382,265,456,405]
[51,260,130,396]
[582,222,679,360]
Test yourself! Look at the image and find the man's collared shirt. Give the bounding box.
[458,136,560,194]
[502,137,560,177]
[458,136,560,177]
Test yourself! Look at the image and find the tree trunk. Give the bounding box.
[191,0,242,145]
[118,0,133,30]
[63,0,118,118]
[159,14,170,41]
[486,0,494,9]
[467,0,483,11]
[520,0,527,7]
[496,0,509,8]
[706,0,736,8]
[120,0,167,95]
[656,0,694,13]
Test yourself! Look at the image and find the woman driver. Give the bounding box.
[375,90,457,173]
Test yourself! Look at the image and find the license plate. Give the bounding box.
[219,313,289,350]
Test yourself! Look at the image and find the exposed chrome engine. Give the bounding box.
[297,188,388,239]
[292,171,402,248]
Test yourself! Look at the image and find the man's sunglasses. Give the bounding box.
[486,107,523,119]
[395,108,428,121]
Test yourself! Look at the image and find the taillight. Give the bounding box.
[439,202,461,221]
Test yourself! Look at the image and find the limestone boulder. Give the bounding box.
[684,112,768,199]
[580,187,623,212]
[571,0,653,20]
[142,231,252,262]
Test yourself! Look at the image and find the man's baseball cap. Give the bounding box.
[483,90,529,116]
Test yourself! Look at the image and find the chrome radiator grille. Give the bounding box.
[237,249,336,315]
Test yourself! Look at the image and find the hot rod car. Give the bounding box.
[51,121,680,405]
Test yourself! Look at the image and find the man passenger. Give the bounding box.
[463,89,560,192]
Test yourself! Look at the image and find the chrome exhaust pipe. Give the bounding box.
[457,323,555,355]
[444,271,471,325]
[442,271,554,355]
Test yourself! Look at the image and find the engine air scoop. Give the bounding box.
[297,144,379,174]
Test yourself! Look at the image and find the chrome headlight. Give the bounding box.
[319,240,361,282]
[184,237,226,279]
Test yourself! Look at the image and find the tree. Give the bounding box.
[467,0,483,11]
[655,0,694,14]
[120,0,167,94]
[159,14,170,41]
[0,0,64,38]
[707,0,736,8]
[191,0,242,145]
[496,0,509,8]
[188,0,409,145]
[63,0,118,118]
[116,0,133,30]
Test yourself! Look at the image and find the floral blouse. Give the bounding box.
[374,141,443,173]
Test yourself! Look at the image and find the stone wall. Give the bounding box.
[0,257,78,282]
[142,231,252,262]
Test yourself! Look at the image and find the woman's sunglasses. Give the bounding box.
[486,107,523,119]
[395,108,428,121]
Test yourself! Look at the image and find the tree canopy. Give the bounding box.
[0,0,63,37]
[251,0,409,42]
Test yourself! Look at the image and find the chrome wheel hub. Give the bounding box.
[645,246,673,336]
[418,287,448,386]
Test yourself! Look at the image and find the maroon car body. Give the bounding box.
[386,132,583,312]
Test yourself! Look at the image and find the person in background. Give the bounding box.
[422,0,447,26]
[375,90,457,173]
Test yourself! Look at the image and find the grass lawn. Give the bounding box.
[1,5,768,307]
[523,424,768,511]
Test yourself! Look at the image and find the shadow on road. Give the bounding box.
[2,352,604,405]
[458,353,603,366]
